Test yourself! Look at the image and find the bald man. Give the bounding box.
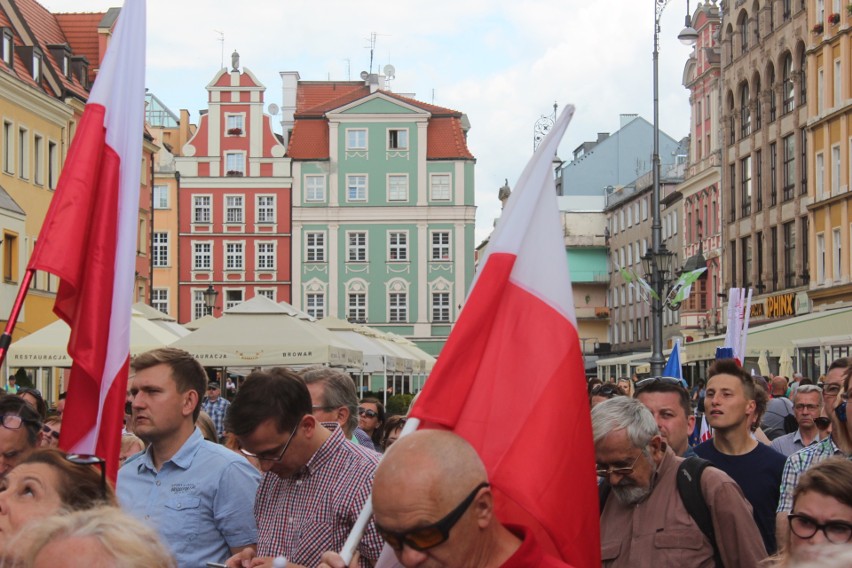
[319,430,572,568]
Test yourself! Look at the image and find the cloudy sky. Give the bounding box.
[42,0,697,243]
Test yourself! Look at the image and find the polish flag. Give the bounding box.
[409,106,599,567]
[28,0,146,480]
[699,413,713,443]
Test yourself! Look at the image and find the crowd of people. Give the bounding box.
[0,351,847,567]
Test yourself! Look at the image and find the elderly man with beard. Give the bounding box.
[594,397,767,567]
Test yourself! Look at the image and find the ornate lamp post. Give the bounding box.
[203,284,218,316]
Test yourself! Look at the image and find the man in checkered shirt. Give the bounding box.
[225,368,383,568]
[201,380,230,438]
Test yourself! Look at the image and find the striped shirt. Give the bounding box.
[777,435,844,513]
[254,425,383,566]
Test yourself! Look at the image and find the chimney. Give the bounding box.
[280,71,300,147]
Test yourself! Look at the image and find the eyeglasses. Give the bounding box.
[66,454,107,501]
[794,404,820,412]
[814,416,831,430]
[376,482,490,551]
[596,452,644,478]
[634,376,683,391]
[788,513,852,544]
[311,404,336,412]
[590,384,620,398]
[0,414,37,430]
[41,425,60,440]
[358,408,378,419]
[240,419,300,462]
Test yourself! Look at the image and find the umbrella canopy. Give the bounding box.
[8,311,182,367]
[131,302,190,338]
[183,314,217,331]
[383,331,437,372]
[317,317,403,373]
[778,349,794,379]
[757,350,771,377]
[170,296,362,368]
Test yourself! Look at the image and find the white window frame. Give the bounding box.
[431,291,451,323]
[347,289,367,323]
[224,289,244,310]
[256,288,276,301]
[387,174,408,201]
[225,152,245,175]
[831,144,840,195]
[151,288,169,315]
[224,241,244,271]
[193,195,212,224]
[347,231,368,262]
[305,231,326,262]
[833,59,841,108]
[306,292,326,319]
[388,290,408,323]
[256,195,275,224]
[431,231,451,261]
[152,232,169,267]
[346,128,367,150]
[3,121,12,174]
[387,128,409,150]
[833,228,842,283]
[225,113,245,135]
[33,134,43,185]
[18,126,28,180]
[256,241,276,271]
[304,175,326,202]
[346,174,368,202]
[225,194,244,224]
[388,231,408,262]
[153,185,169,209]
[47,140,58,189]
[429,173,451,201]
[817,232,826,284]
[193,241,212,271]
[816,152,825,198]
[193,289,207,320]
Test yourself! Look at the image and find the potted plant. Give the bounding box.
[227,127,242,136]
[829,12,841,24]
[812,22,824,34]
[226,170,244,177]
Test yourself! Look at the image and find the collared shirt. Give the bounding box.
[352,427,376,451]
[600,448,767,568]
[777,435,844,513]
[254,425,383,567]
[117,428,261,567]
[202,396,230,438]
[769,429,820,457]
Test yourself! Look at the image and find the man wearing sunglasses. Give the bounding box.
[319,430,571,568]
[595,396,766,567]
[776,357,852,549]
[225,368,383,568]
[201,381,230,439]
[118,348,261,568]
[0,396,41,478]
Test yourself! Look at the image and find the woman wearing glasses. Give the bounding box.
[0,448,115,558]
[358,398,386,450]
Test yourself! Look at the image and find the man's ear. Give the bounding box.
[472,486,494,528]
[183,389,200,418]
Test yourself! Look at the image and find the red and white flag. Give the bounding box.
[699,413,713,443]
[409,106,599,567]
[28,0,146,480]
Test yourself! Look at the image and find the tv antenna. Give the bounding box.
[363,32,389,74]
[214,30,224,69]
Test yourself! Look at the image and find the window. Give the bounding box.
[193,195,211,223]
[257,195,275,223]
[802,216,810,284]
[256,289,275,301]
[741,156,752,217]
[740,84,751,138]
[347,174,367,201]
[347,232,367,262]
[817,233,826,284]
[729,239,738,287]
[1,29,12,66]
[225,195,244,224]
[152,232,169,267]
[770,142,778,205]
[388,129,409,150]
[756,232,764,288]
[431,231,451,261]
[816,152,825,198]
[771,227,778,290]
[769,70,777,122]
[755,150,763,211]
[430,174,451,201]
[225,152,244,175]
[47,141,57,189]
[3,122,13,174]
[192,290,205,320]
[151,289,168,314]
[817,68,824,114]
[833,60,841,108]
[741,236,752,288]
[782,54,794,114]
[801,128,807,195]
[226,114,244,134]
[31,50,41,82]
[388,174,408,201]
[833,228,842,282]
[783,221,796,288]
[33,135,43,185]
[348,291,367,323]
[389,291,407,322]
[225,289,244,310]
[783,134,795,201]
[305,175,326,202]
[18,127,28,179]
[193,242,212,270]
[153,185,169,209]
[346,129,367,150]
[729,164,737,221]
[305,232,326,262]
[432,292,450,323]
[306,293,325,319]
[3,234,17,282]
[800,51,807,106]
[256,242,275,270]
[389,231,408,261]
[831,145,841,195]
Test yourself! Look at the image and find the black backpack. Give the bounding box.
[599,456,723,567]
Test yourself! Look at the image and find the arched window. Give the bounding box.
[740,83,751,138]
[799,50,807,106]
[753,75,762,130]
[738,11,750,53]
[782,53,794,113]
[767,64,777,121]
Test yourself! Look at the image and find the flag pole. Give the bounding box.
[0,268,36,367]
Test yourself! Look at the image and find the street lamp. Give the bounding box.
[203,284,218,316]
[649,0,697,376]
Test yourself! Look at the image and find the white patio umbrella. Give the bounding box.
[757,350,771,377]
[778,349,794,379]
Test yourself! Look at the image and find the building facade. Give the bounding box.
[285,73,476,356]
[175,62,292,322]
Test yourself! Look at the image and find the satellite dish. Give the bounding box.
[267,103,279,116]
[383,64,395,78]
[359,70,369,80]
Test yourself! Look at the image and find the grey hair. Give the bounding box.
[592,396,659,447]
[299,366,358,435]
[795,384,824,406]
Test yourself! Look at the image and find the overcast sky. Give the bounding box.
[41,0,697,243]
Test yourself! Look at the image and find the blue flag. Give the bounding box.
[662,340,687,388]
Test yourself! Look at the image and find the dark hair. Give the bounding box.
[18,388,48,420]
[131,348,207,421]
[381,415,406,450]
[635,381,692,418]
[707,359,756,400]
[793,457,852,510]
[0,396,42,446]
[225,368,311,436]
[19,448,117,508]
[751,381,768,432]
[359,397,386,447]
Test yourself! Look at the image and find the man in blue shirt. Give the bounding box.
[695,359,786,555]
[118,347,260,567]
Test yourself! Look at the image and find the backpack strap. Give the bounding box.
[598,478,611,514]
[677,457,723,567]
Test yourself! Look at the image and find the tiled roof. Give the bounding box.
[54,12,102,82]
[289,83,474,161]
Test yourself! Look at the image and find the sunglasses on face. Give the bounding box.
[0,414,36,430]
[814,416,832,430]
[634,376,683,391]
[42,425,60,440]
[358,408,378,419]
[590,384,620,397]
[376,482,490,551]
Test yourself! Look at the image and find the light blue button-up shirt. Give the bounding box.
[117,428,261,567]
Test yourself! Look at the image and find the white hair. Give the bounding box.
[591,396,659,447]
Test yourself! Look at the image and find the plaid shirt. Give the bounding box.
[777,435,844,512]
[201,396,230,438]
[254,424,383,566]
